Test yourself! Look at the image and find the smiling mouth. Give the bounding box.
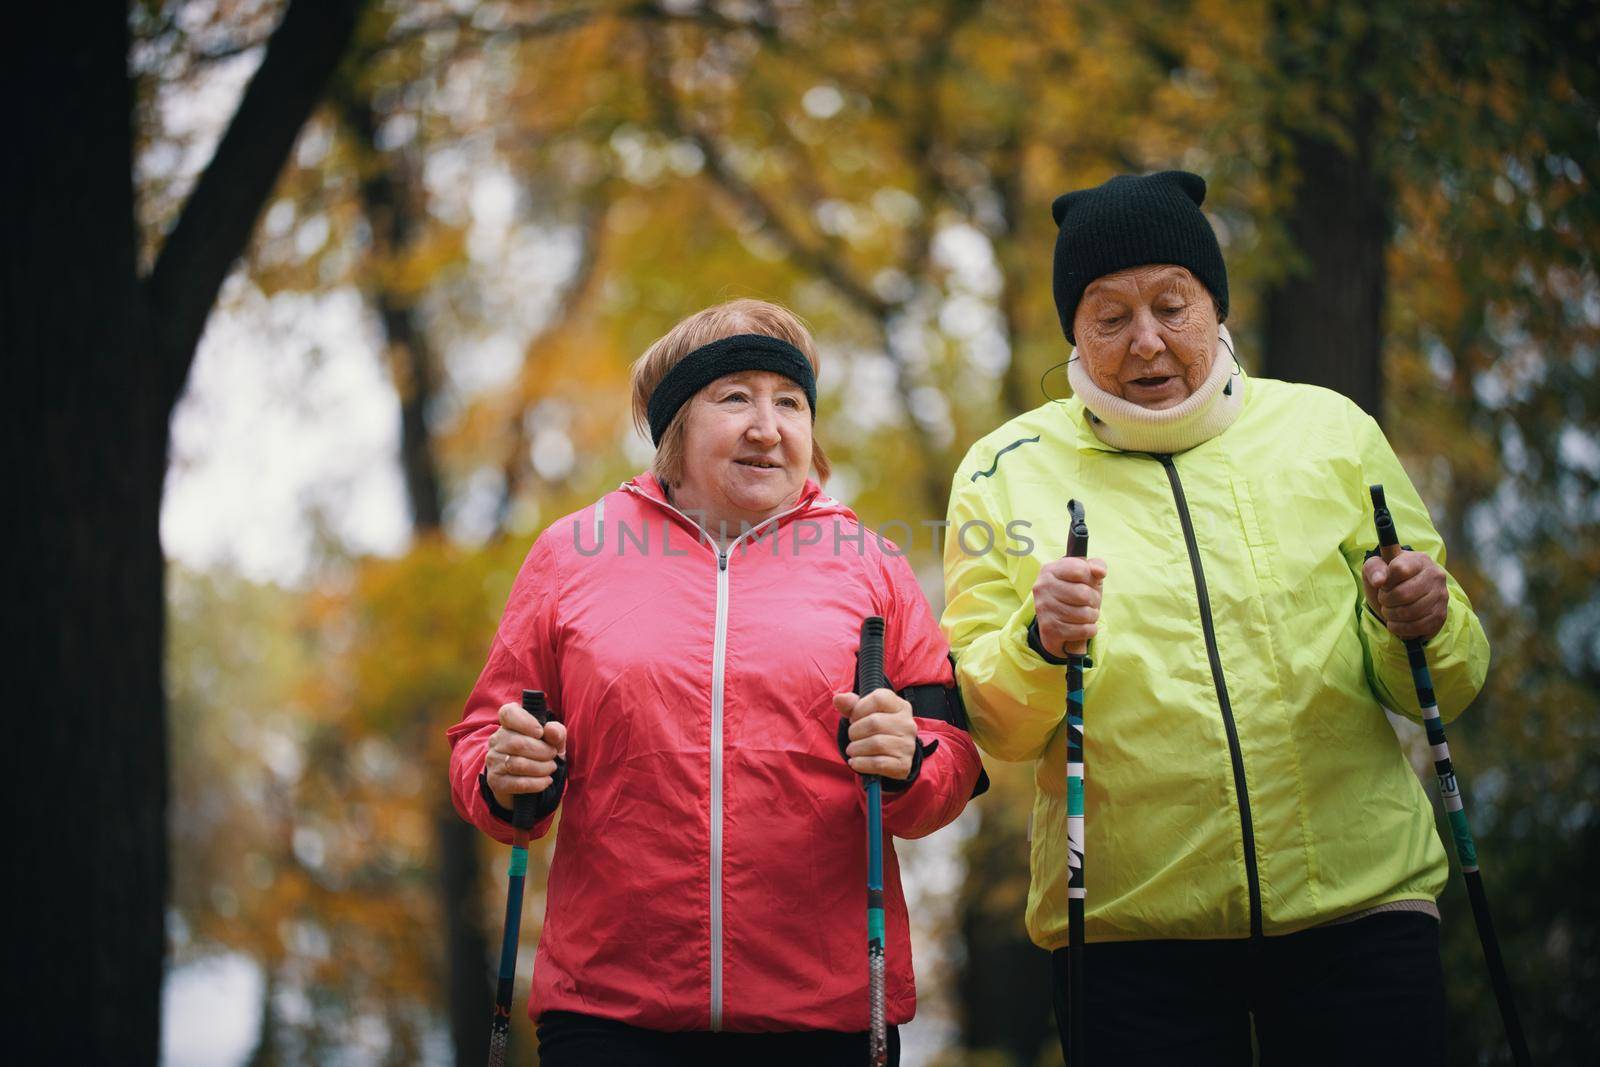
[736,459,783,470]
[1130,375,1177,388]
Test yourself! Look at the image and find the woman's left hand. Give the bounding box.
[834,689,919,780]
[1361,549,1450,641]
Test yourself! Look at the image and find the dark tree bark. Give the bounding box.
[7,10,163,1062]
[1262,10,1390,419]
[5,2,362,1060]
[340,89,495,1066]
[340,94,448,533]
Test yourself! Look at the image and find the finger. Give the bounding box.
[493,730,555,760]
[1038,579,1102,610]
[1384,587,1448,624]
[1039,621,1098,653]
[486,744,555,777]
[846,733,916,758]
[833,692,860,716]
[849,755,912,779]
[490,774,554,796]
[1386,551,1430,583]
[497,701,546,740]
[1044,557,1104,587]
[850,689,910,720]
[541,720,568,755]
[848,710,918,741]
[1085,557,1108,582]
[1388,603,1447,639]
[1361,556,1388,593]
[1381,567,1442,608]
[1037,601,1100,626]
[502,754,559,779]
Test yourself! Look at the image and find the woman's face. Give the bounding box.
[676,370,812,522]
[1073,265,1219,410]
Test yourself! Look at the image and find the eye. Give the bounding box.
[720,391,749,404]
[1099,313,1126,329]
[776,395,803,410]
[1159,303,1186,316]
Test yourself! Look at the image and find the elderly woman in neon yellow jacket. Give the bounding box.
[941,171,1488,1065]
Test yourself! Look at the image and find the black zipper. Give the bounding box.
[1154,453,1263,940]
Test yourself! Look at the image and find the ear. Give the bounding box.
[1051,190,1084,227]
[1161,170,1207,207]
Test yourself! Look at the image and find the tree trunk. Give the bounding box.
[8,10,165,1062]
[7,3,361,1058]
[439,804,492,1065]
[342,88,493,1064]
[1262,13,1390,419]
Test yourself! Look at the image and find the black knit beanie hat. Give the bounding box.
[1050,170,1229,343]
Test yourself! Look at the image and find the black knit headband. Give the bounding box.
[646,333,818,445]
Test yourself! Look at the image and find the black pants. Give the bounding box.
[535,1010,902,1067]
[1051,912,1447,1066]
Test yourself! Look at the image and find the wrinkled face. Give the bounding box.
[677,370,812,521]
[1073,265,1220,410]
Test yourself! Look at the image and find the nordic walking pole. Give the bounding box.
[487,689,550,1067]
[1370,486,1531,1067]
[856,616,890,1067]
[1063,500,1089,1066]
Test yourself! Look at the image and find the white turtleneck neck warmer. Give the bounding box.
[1067,324,1244,453]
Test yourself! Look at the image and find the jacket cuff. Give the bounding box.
[478,771,516,824]
[1026,617,1073,666]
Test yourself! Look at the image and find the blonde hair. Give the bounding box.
[629,299,831,487]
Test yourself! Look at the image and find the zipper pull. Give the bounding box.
[719,552,728,572]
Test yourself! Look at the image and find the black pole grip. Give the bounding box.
[1370,484,1402,549]
[857,617,887,695]
[514,690,550,831]
[1066,499,1088,559]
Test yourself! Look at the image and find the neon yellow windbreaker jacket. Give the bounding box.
[942,372,1489,947]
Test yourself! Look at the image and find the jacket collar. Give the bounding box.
[620,473,849,546]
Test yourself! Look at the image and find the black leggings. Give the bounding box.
[1051,911,1448,1065]
[534,1010,902,1067]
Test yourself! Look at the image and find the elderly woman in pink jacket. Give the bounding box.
[448,298,986,1065]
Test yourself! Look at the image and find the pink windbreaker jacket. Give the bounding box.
[448,475,985,1033]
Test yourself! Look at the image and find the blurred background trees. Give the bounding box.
[14,0,1590,1062]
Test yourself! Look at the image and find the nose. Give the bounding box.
[745,399,781,445]
[1128,307,1165,361]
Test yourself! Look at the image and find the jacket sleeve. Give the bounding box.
[940,468,1075,763]
[446,531,566,845]
[876,551,986,839]
[1343,409,1490,724]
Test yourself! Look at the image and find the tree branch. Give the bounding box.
[495,193,611,532]
[146,0,366,415]
[337,86,448,534]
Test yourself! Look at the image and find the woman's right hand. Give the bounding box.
[1033,556,1108,658]
[486,700,568,811]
